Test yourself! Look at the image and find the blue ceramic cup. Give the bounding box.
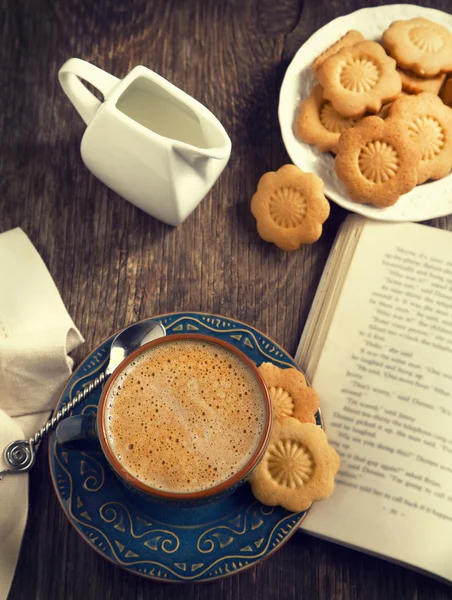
[56,334,272,506]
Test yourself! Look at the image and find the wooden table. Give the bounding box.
[2,0,452,598]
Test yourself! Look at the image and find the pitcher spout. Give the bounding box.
[174,141,230,167]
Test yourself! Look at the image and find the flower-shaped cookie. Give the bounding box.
[335,116,420,207]
[258,362,319,424]
[382,18,452,77]
[249,419,340,512]
[296,85,357,154]
[317,41,402,118]
[440,76,452,108]
[312,30,365,77]
[398,68,446,95]
[389,92,452,184]
[251,165,330,252]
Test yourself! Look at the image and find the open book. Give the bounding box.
[296,214,452,582]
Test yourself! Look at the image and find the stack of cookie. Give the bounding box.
[297,18,452,208]
[249,363,340,512]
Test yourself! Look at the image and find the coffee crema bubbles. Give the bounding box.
[104,340,266,493]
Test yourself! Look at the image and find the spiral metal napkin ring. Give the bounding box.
[3,440,34,472]
[0,371,106,478]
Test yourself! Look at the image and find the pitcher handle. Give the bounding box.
[58,58,120,126]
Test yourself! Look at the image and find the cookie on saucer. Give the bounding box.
[249,419,340,512]
[258,362,319,424]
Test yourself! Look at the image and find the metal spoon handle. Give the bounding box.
[0,370,106,478]
[32,370,106,446]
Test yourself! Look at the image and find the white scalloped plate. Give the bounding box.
[279,4,452,222]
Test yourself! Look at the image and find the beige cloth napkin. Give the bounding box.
[0,228,84,600]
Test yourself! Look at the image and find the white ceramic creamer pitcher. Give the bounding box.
[58,59,232,226]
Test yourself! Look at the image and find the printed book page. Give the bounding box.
[300,219,452,581]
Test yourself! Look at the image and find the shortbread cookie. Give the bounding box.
[258,362,319,424]
[389,92,452,183]
[398,68,446,95]
[249,419,340,512]
[317,41,402,118]
[382,18,452,77]
[335,116,420,207]
[440,76,452,108]
[296,85,357,153]
[312,30,365,77]
[250,165,330,252]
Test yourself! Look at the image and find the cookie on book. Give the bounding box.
[316,41,402,118]
[389,92,452,184]
[335,116,420,207]
[296,85,357,154]
[250,165,330,252]
[398,68,446,95]
[382,18,452,77]
[258,362,319,424]
[249,419,340,512]
[312,30,365,77]
[440,76,452,108]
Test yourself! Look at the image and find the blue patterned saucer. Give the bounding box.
[49,312,319,582]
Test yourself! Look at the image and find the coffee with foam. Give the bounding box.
[105,339,266,493]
